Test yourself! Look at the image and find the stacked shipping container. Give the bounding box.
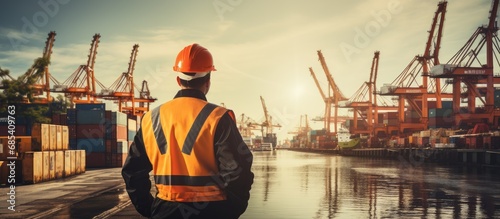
[62,103,131,168]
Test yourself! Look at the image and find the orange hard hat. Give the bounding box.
[173,43,216,73]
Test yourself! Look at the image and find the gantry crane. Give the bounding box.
[316,50,349,134]
[130,80,157,116]
[53,33,106,104]
[259,96,281,148]
[379,1,450,134]
[19,31,61,103]
[98,44,156,117]
[344,51,398,139]
[308,67,332,131]
[431,0,500,128]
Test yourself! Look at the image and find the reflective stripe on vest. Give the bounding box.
[141,98,228,202]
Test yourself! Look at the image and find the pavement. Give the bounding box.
[0,168,149,219]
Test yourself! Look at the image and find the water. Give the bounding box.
[240,150,500,219]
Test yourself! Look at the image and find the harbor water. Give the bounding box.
[241,150,500,219]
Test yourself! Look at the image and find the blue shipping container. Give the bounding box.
[69,139,77,150]
[77,138,105,153]
[76,103,106,111]
[128,130,137,141]
[77,110,106,125]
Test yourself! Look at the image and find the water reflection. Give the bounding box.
[241,150,500,219]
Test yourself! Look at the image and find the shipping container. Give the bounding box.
[0,125,28,136]
[42,151,50,181]
[79,150,86,173]
[54,151,64,179]
[67,109,77,125]
[62,126,69,150]
[112,111,128,126]
[22,152,43,184]
[48,151,55,180]
[75,150,81,173]
[0,137,31,159]
[76,103,106,111]
[86,151,105,168]
[52,113,61,125]
[128,119,137,131]
[69,139,77,150]
[64,150,75,177]
[59,113,68,126]
[68,124,77,139]
[49,124,57,151]
[0,159,22,185]
[0,137,14,159]
[32,123,50,151]
[77,138,105,153]
[77,110,106,125]
[106,125,127,140]
[56,125,63,150]
[17,136,32,153]
[76,124,105,139]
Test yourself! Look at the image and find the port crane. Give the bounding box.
[308,67,333,131]
[316,50,349,134]
[17,31,61,103]
[379,1,450,134]
[344,51,398,139]
[256,96,281,148]
[431,0,500,128]
[52,34,107,104]
[97,44,156,117]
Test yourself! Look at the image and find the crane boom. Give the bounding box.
[309,67,332,132]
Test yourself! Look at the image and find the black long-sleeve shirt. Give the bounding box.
[122,89,254,218]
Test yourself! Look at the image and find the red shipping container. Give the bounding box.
[86,152,106,168]
[0,125,28,136]
[77,124,105,139]
[52,113,61,125]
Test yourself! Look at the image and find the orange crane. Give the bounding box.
[316,50,349,134]
[308,67,332,131]
[53,33,106,104]
[19,31,60,103]
[344,51,398,137]
[98,44,156,116]
[431,0,500,128]
[379,1,449,134]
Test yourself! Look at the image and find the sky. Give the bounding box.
[0,0,494,141]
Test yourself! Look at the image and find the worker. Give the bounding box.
[122,43,254,219]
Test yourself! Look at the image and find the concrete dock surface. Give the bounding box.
[0,168,147,219]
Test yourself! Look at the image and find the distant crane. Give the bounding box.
[258,96,281,148]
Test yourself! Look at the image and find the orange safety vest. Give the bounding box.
[141,97,231,202]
